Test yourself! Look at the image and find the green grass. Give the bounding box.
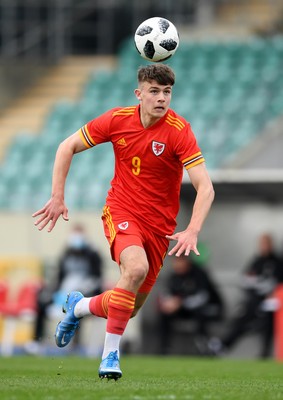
[0,356,283,400]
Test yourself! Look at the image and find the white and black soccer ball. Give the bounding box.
[134,17,179,62]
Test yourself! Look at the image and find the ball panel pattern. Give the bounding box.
[134,17,179,62]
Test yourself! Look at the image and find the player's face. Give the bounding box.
[135,80,172,125]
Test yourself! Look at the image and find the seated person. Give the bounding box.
[158,254,224,355]
[26,224,103,354]
[209,233,283,358]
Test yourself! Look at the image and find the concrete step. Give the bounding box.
[0,55,116,161]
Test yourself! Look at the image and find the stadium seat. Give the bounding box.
[0,281,41,356]
[1,37,283,208]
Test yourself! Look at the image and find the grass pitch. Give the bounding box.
[0,355,282,400]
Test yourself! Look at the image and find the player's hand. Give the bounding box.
[166,228,200,257]
[32,197,69,232]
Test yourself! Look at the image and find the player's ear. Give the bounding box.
[134,88,142,101]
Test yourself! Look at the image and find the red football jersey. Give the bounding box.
[79,105,204,235]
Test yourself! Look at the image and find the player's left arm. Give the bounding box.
[166,163,214,257]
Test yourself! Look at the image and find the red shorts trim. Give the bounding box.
[102,205,169,293]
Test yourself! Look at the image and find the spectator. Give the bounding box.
[209,233,283,358]
[158,255,224,355]
[26,224,103,354]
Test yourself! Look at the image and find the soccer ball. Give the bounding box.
[134,17,179,62]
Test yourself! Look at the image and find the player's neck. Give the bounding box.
[139,109,161,129]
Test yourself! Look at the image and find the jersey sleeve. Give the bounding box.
[176,123,205,170]
[79,108,116,148]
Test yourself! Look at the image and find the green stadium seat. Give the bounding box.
[1,37,283,210]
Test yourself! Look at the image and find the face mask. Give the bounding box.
[68,233,86,250]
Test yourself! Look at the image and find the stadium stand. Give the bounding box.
[0,37,283,211]
[0,56,116,160]
[217,0,282,30]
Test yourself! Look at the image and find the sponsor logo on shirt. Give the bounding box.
[117,138,127,146]
[152,141,165,156]
[118,222,129,230]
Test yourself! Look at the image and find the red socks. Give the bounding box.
[107,288,136,335]
[89,287,136,335]
[89,290,112,318]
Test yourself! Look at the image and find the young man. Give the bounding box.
[209,233,283,358]
[158,255,224,355]
[33,64,214,380]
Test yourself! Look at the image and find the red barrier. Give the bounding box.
[274,284,283,361]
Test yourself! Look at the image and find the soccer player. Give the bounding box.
[32,64,214,380]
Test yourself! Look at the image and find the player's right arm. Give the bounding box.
[32,131,88,232]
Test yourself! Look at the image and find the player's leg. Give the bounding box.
[97,212,149,378]
[73,285,149,320]
[99,244,149,379]
[54,244,149,353]
[54,218,146,351]
[56,255,149,379]
[55,212,168,379]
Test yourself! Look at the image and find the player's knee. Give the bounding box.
[120,248,149,290]
[122,262,148,289]
[129,263,148,287]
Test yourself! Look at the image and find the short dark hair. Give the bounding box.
[137,64,175,86]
